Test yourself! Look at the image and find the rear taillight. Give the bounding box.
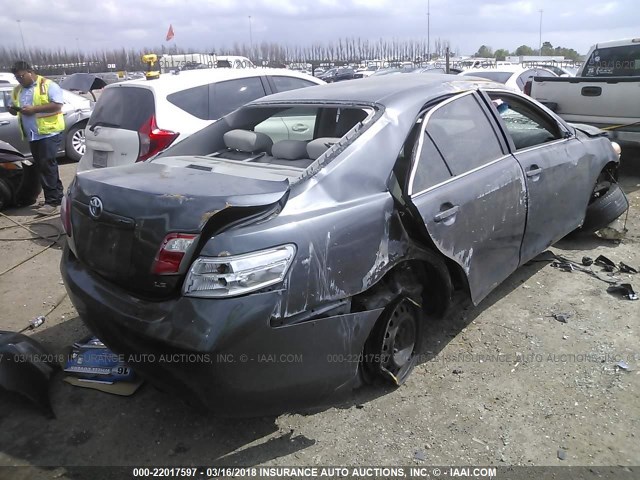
[524,80,532,96]
[137,115,179,162]
[61,195,72,237]
[152,233,197,275]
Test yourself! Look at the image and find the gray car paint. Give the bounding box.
[62,74,622,413]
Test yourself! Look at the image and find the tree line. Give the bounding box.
[0,37,581,75]
[474,42,581,61]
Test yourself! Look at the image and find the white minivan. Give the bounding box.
[78,68,324,172]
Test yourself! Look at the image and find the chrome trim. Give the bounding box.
[407,91,475,196]
[411,154,514,198]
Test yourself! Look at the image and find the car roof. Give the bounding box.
[249,73,504,107]
[103,68,323,95]
[592,38,640,49]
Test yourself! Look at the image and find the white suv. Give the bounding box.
[77,68,324,172]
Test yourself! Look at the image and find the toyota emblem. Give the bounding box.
[89,196,103,219]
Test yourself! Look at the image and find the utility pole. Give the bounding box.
[248,16,253,60]
[426,0,430,62]
[538,9,543,56]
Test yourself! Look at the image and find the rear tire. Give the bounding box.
[361,297,421,386]
[580,183,628,233]
[65,123,87,162]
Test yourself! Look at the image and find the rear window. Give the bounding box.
[167,84,209,120]
[88,87,154,131]
[271,76,317,93]
[463,71,512,84]
[584,44,640,77]
[209,77,266,119]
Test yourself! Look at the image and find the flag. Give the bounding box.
[166,24,175,41]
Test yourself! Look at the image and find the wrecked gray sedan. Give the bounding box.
[61,74,627,415]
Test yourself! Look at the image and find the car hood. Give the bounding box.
[70,161,290,297]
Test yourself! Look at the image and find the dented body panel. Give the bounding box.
[61,74,625,413]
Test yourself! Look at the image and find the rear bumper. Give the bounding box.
[61,245,381,415]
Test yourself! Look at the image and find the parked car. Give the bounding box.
[61,74,627,415]
[0,141,41,210]
[321,67,357,83]
[0,85,93,162]
[459,66,558,93]
[77,68,324,173]
[354,66,379,78]
[0,73,18,85]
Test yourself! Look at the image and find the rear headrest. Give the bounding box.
[306,137,340,160]
[223,129,273,153]
[272,140,309,160]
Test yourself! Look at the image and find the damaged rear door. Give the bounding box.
[405,91,528,304]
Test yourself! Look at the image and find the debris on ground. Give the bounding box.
[0,331,58,417]
[619,262,638,274]
[557,448,568,460]
[63,337,143,396]
[414,450,426,462]
[595,255,616,272]
[596,217,628,241]
[616,361,631,371]
[606,283,639,301]
[551,313,571,323]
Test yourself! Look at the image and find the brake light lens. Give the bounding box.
[138,115,179,162]
[152,233,197,275]
[61,195,72,237]
[524,80,532,96]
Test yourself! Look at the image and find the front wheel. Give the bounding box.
[65,123,87,162]
[580,183,628,233]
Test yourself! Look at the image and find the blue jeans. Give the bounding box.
[28,134,63,206]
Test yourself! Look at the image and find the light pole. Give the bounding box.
[538,9,543,56]
[426,0,430,62]
[248,16,253,59]
[17,19,28,59]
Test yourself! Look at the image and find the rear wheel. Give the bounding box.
[65,123,87,162]
[361,297,421,386]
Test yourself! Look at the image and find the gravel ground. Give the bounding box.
[0,149,638,479]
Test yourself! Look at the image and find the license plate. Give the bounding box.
[92,150,108,168]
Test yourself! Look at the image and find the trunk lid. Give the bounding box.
[71,158,292,297]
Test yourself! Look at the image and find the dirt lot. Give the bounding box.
[0,149,638,479]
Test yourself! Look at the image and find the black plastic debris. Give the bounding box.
[0,331,58,417]
[619,262,638,274]
[595,255,616,272]
[552,313,571,323]
[581,256,594,266]
[606,284,639,301]
[557,449,567,461]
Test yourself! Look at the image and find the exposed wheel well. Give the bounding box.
[352,251,457,318]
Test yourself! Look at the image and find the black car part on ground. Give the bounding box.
[0,331,58,417]
[0,141,41,210]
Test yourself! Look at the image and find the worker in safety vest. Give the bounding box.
[9,61,65,216]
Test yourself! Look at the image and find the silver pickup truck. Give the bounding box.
[530,38,640,148]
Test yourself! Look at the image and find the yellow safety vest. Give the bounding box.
[11,75,65,139]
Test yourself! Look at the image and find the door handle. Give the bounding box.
[526,166,543,178]
[291,123,308,132]
[434,205,459,223]
[0,121,10,126]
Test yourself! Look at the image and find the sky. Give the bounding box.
[1,0,639,57]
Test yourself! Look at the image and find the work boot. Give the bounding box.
[34,204,59,216]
